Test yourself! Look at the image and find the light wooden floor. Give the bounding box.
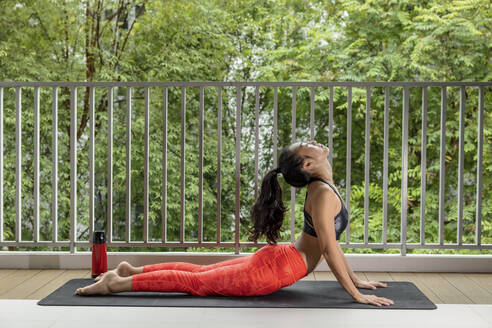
[1,269,492,304]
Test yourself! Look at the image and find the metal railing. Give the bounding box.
[0,81,489,256]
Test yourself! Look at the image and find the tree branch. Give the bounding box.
[111,0,125,56]
[114,1,147,70]
[96,0,105,66]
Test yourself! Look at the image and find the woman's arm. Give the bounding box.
[312,188,362,300]
[335,242,360,284]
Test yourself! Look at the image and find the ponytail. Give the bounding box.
[246,144,311,245]
[247,168,287,245]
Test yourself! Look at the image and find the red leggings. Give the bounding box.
[131,243,308,296]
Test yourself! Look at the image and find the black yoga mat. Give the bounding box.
[37,278,437,309]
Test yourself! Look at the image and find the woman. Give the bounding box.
[76,140,394,307]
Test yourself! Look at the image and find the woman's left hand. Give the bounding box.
[354,279,388,290]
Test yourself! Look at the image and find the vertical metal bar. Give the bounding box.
[180,86,186,244]
[364,86,370,245]
[0,87,3,243]
[457,86,465,245]
[420,86,428,246]
[329,86,334,166]
[15,87,21,245]
[34,86,40,243]
[198,86,204,243]
[345,86,352,243]
[217,86,222,244]
[144,87,149,243]
[476,86,484,246]
[162,87,168,243]
[439,86,447,246]
[291,86,297,244]
[108,87,113,244]
[382,86,389,245]
[52,87,58,243]
[89,86,95,244]
[70,86,77,253]
[124,87,130,244]
[254,86,260,201]
[310,86,315,140]
[401,86,409,256]
[235,86,241,253]
[273,87,278,168]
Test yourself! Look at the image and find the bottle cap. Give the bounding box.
[93,231,106,244]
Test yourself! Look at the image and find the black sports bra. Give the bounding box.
[303,177,349,240]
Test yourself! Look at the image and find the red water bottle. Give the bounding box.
[91,231,108,278]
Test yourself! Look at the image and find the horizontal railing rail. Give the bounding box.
[0,82,491,87]
[0,81,490,255]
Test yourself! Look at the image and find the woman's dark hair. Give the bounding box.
[246,143,313,245]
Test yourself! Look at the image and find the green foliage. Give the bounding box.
[0,0,490,255]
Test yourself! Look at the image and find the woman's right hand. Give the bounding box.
[354,293,394,307]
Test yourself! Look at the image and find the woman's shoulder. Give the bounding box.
[306,183,342,213]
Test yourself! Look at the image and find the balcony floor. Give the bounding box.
[1,269,492,303]
[0,270,492,328]
[0,269,492,304]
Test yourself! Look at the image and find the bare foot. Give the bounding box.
[94,261,133,281]
[76,271,120,296]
